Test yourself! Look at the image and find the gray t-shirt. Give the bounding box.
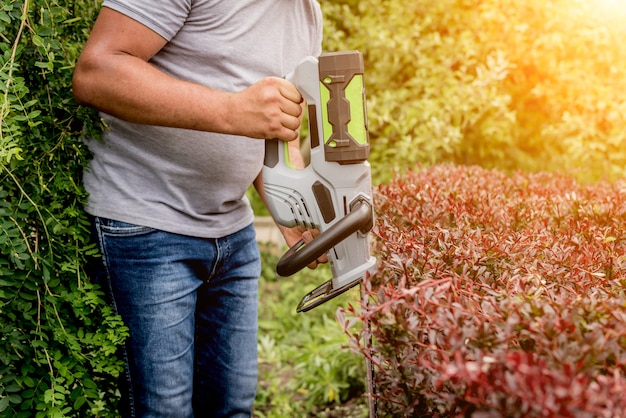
[83,0,323,238]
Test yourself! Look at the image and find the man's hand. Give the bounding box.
[226,77,304,142]
[278,224,329,270]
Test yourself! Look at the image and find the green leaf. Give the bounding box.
[73,396,86,410]
[31,34,44,47]
[0,397,9,412]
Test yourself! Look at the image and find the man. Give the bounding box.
[72,1,325,416]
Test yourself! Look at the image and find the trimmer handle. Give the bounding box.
[276,199,373,276]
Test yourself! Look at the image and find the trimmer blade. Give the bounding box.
[296,277,362,313]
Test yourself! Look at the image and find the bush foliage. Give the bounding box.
[255,245,368,417]
[340,164,626,416]
[1,1,127,416]
[322,0,626,184]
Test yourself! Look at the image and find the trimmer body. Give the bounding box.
[263,51,377,312]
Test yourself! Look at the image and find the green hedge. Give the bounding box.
[1,1,127,416]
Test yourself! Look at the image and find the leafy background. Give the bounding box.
[323,0,626,184]
[3,0,626,416]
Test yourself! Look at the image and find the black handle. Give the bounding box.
[276,199,372,277]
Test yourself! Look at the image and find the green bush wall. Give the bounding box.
[1,1,127,416]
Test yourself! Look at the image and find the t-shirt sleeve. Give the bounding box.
[102,0,190,41]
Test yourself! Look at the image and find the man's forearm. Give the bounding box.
[73,53,233,132]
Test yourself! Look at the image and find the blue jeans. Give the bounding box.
[88,217,261,418]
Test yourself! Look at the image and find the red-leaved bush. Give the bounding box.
[339,164,626,417]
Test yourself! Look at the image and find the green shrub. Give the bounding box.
[340,164,626,416]
[255,244,368,417]
[1,1,128,416]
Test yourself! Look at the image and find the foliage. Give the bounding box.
[0,0,128,416]
[6,0,626,415]
[322,0,626,184]
[254,243,368,418]
[340,164,626,416]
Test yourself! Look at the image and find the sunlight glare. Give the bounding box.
[586,0,626,26]
[588,0,626,13]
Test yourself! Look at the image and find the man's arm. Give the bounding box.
[72,7,303,141]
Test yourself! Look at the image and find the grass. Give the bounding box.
[254,242,370,417]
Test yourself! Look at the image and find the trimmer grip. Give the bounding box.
[276,200,372,276]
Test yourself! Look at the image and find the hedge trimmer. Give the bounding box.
[263,50,377,313]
